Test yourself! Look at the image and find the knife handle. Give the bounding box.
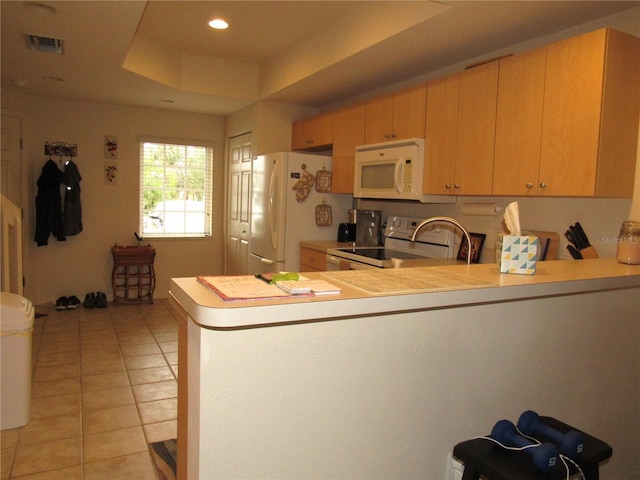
[575,222,591,247]
[567,245,583,259]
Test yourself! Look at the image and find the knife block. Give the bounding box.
[579,246,599,259]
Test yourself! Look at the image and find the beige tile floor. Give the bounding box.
[1,299,179,479]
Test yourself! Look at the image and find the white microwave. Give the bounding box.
[353,138,455,203]
[354,138,424,200]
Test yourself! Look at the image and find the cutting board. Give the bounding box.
[527,230,559,261]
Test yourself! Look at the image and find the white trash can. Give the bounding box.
[1,292,35,430]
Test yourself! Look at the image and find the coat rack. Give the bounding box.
[44,141,77,160]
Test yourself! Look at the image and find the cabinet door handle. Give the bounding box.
[526,182,534,189]
[539,182,547,189]
[445,183,452,189]
[454,184,460,189]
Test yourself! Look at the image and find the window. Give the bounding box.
[139,139,213,238]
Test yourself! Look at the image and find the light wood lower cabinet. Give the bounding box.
[300,246,327,271]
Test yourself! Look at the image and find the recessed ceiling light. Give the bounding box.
[208,18,229,30]
[23,2,56,14]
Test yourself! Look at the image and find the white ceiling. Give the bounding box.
[2,0,639,116]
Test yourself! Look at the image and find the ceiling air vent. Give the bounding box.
[24,33,65,54]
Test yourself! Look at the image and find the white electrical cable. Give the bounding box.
[559,454,586,480]
[471,435,541,452]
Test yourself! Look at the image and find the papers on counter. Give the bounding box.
[275,279,341,295]
[197,275,341,302]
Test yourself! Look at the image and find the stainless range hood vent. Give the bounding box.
[24,34,65,54]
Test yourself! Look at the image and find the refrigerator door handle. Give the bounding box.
[268,160,279,251]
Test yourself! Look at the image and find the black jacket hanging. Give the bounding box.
[35,159,66,246]
[63,160,83,236]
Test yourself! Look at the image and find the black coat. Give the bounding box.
[63,160,83,236]
[35,159,66,246]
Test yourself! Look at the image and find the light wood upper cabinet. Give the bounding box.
[539,28,640,198]
[454,61,499,195]
[364,84,426,144]
[332,103,366,193]
[291,112,334,151]
[423,63,498,196]
[291,28,639,199]
[423,73,459,195]
[492,47,546,196]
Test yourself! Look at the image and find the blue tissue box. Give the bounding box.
[496,233,539,275]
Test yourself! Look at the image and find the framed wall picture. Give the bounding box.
[105,162,118,184]
[457,232,486,263]
[105,136,118,159]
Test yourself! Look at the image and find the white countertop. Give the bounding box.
[169,258,640,329]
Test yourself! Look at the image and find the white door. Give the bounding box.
[1,114,23,208]
[225,133,252,275]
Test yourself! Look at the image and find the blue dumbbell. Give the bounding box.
[491,419,558,472]
[517,410,584,459]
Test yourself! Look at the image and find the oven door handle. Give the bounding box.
[326,255,341,269]
[348,261,377,270]
[326,255,353,271]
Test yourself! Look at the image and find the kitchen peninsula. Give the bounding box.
[169,259,640,480]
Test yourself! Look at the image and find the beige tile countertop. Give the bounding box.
[170,258,640,329]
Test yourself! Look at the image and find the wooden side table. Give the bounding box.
[111,245,156,305]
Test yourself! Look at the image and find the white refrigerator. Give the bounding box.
[249,152,352,274]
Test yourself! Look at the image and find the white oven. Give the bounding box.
[326,216,456,270]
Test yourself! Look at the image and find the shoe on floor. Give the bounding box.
[55,296,68,310]
[83,292,96,309]
[66,295,81,309]
[95,292,107,308]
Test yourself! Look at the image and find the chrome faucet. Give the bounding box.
[410,216,473,265]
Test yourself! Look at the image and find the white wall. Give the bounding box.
[225,100,318,155]
[2,92,225,305]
